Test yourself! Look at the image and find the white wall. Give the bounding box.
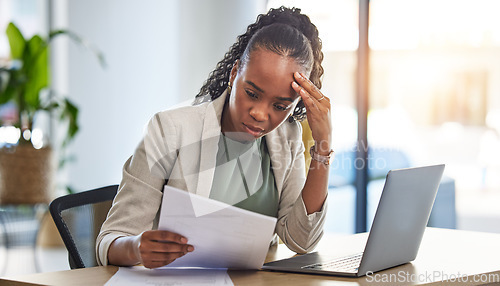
[53,0,266,192]
[177,0,267,101]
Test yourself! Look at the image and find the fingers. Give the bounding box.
[141,250,187,269]
[138,230,194,269]
[143,229,188,244]
[291,72,332,146]
[293,72,330,105]
[145,240,194,253]
[292,81,318,111]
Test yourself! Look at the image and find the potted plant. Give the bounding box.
[0,22,105,204]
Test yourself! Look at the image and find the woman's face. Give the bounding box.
[222,48,304,142]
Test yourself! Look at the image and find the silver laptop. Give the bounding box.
[262,164,445,277]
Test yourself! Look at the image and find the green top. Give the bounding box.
[209,134,279,218]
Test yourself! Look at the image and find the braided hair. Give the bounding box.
[195,6,324,122]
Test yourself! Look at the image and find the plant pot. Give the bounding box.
[0,144,56,204]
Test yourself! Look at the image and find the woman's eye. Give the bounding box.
[274,104,288,111]
[246,90,258,99]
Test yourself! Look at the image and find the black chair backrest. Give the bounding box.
[49,185,118,269]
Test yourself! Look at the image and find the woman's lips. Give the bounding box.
[243,123,264,137]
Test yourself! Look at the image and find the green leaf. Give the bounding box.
[40,102,60,111]
[66,186,76,195]
[24,35,49,112]
[0,82,16,105]
[6,22,26,60]
[61,98,79,146]
[0,69,17,104]
[2,23,26,107]
[59,153,76,169]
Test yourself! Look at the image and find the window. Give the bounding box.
[268,0,500,234]
[370,0,500,233]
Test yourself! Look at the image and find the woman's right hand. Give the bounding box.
[109,230,194,268]
[133,230,194,269]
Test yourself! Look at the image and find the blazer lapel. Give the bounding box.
[194,91,228,198]
[266,129,291,198]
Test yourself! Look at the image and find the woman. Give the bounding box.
[97,6,332,269]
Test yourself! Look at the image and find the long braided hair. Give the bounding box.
[195,6,324,121]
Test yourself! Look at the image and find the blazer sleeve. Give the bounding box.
[274,128,328,254]
[96,113,178,266]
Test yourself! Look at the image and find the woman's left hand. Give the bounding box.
[292,72,332,153]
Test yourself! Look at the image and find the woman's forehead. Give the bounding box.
[241,49,304,78]
[239,50,301,100]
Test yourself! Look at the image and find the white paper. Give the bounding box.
[104,266,233,286]
[158,185,277,269]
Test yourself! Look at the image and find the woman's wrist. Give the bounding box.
[129,235,142,264]
[109,235,141,266]
[310,145,334,165]
[313,139,332,155]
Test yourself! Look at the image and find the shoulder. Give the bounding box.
[147,101,212,132]
[155,101,210,122]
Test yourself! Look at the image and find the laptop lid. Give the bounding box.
[262,164,445,277]
[357,164,445,275]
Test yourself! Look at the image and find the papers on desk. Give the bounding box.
[105,266,233,286]
[158,185,278,269]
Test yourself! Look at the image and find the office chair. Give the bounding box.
[49,185,118,269]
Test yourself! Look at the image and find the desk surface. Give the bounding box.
[2,228,500,285]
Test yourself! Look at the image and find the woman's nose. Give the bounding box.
[249,106,268,122]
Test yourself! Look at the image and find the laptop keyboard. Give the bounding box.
[301,253,363,273]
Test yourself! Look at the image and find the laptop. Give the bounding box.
[262,164,445,277]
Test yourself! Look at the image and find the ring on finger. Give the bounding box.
[318,96,325,101]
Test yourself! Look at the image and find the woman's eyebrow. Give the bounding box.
[245,80,295,102]
[245,80,265,93]
[275,96,295,103]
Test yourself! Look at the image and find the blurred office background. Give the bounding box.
[1,0,499,277]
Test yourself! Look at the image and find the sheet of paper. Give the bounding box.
[158,185,277,269]
[104,266,233,286]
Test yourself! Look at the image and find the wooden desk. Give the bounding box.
[2,228,499,285]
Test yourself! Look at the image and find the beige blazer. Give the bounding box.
[96,91,327,266]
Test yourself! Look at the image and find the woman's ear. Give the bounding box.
[229,60,240,85]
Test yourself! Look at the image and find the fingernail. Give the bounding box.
[295,72,302,78]
[180,237,188,244]
[187,246,194,252]
[292,82,299,88]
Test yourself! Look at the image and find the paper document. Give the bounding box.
[158,185,277,269]
[104,266,233,286]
